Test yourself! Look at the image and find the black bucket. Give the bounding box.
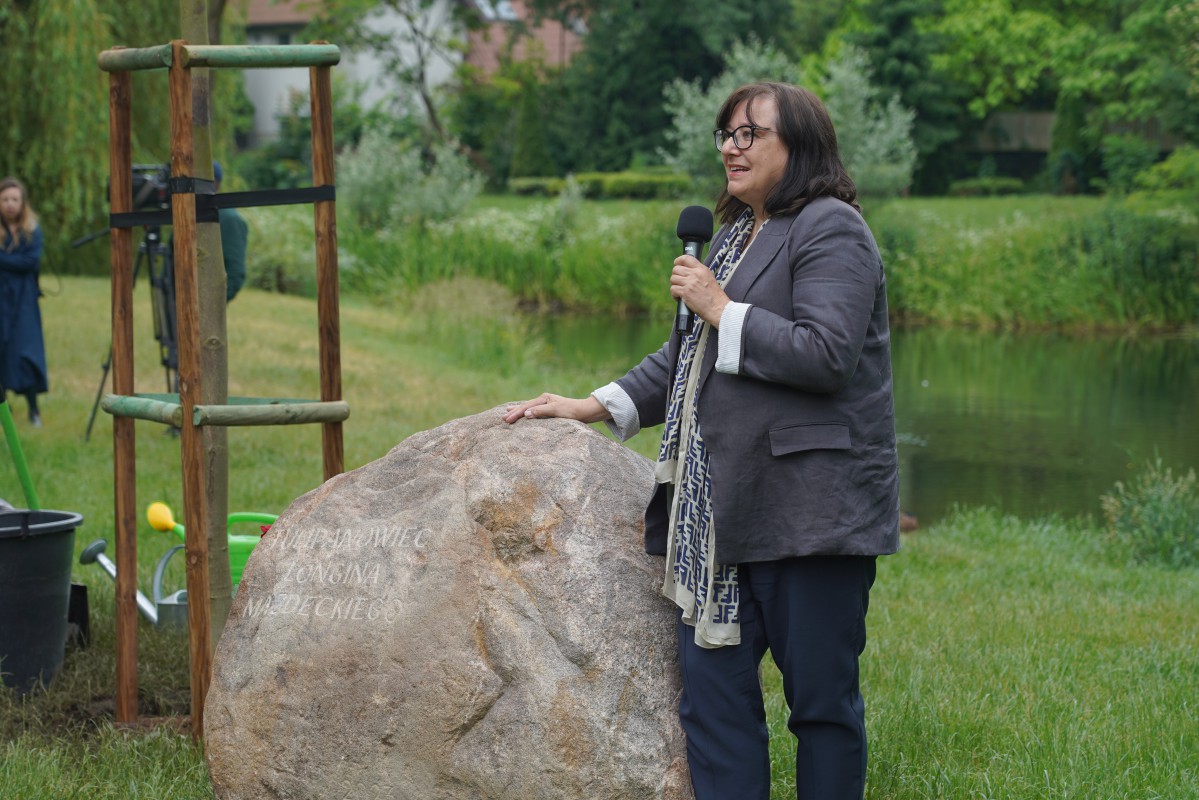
[0,510,84,693]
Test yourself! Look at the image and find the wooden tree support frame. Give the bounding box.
[99,40,343,735]
[101,393,351,427]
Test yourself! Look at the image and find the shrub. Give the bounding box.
[509,171,688,199]
[1099,134,1160,194]
[659,36,800,193]
[446,56,554,189]
[822,46,917,198]
[242,205,318,297]
[508,177,564,196]
[1101,459,1199,568]
[598,171,690,199]
[1135,145,1199,194]
[566,174,605,197]
[337,125,484,230]
[869,195,1196,330]
[1067,205,1199,324]
[947,177,1026,196]
[339,189,679,314]
[660,39,918,199]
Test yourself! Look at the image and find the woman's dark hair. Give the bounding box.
[713,82,859,225]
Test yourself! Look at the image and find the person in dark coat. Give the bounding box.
[0,177,48,427]
[213,161,247,302]
[503,83,899,800]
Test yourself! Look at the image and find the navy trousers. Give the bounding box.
[677,556,877,800]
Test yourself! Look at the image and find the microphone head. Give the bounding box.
[676,205,714,243]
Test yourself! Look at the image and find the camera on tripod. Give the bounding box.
[81,165,181,440]
[122,165,178,386]
[130,164,171,211]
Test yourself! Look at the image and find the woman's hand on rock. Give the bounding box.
[503,394,609,425]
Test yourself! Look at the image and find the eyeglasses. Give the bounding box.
[713,125,772,151]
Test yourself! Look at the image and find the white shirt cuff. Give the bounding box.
[592,383,640,441]
[716,302,751,374]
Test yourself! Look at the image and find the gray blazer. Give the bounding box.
[616,197,900,564]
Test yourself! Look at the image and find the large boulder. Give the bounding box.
[206,408,692,800]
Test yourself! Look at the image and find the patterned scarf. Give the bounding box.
[657,209,759,648]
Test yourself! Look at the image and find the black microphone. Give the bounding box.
[675,205,714,334]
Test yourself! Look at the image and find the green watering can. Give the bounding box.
[146,501,277,586]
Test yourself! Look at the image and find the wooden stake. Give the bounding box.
[310,56,344,481]
[170,40,212,738]
[108,65,138,725]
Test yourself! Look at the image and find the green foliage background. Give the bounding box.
[0,0,252,275]
[5,0,1199,263]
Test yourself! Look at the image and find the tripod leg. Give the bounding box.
[84,344,114,442]
[147,233,178,395]
[87,241,150,442]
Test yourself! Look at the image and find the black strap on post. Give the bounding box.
[169,176,216,196]
[109,183,336,229]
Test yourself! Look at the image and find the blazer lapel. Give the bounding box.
[720,213,794,303]
[694,213,795,395]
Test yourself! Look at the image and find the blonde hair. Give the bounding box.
[1,176,39,249]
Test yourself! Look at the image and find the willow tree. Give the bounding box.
[0,1,144,269]
[0,0,248,272]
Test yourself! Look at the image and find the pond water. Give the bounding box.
[533,316,1199,526]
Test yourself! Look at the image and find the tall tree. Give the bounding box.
[1,0,108,259]
[508,83,557,178]
[1055,0,1199,143]
[0,0,178,270]
[846,0,973,193]
[307,0,481,142]
[791,0,853,55]
[542,0,799,172]
[0,0,247,268]
[930,0,1062,120]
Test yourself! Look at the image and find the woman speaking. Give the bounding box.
[504,82,899,800]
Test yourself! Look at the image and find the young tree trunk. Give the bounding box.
[181,0,232,654]
[208,0,227,45]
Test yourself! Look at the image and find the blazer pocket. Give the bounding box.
[769,422,851,456]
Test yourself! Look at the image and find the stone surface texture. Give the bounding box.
[206,408,692,800]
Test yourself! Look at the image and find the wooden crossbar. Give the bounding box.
[98,43,341,73]
[194,400,350,427]
[97,44,173,72]
[101,393,184,426]
[103,393,349,427]
[182,44,341,69]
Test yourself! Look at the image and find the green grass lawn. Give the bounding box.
[2,277,1196,798]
